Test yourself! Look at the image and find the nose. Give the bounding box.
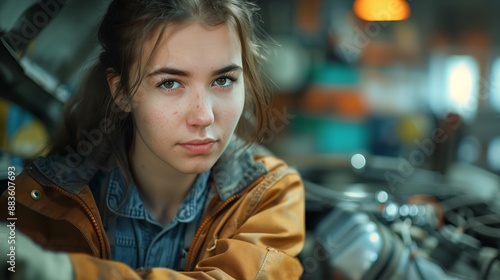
[186,88,214,128]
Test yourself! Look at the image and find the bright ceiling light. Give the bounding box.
[353,0,411,21]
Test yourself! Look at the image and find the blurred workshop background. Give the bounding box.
[1,0,500,279]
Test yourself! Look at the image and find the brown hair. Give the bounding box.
[47,0,272,167]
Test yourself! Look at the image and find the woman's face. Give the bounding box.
[129,22,245,174]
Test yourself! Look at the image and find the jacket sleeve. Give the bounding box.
[68,169,306,280]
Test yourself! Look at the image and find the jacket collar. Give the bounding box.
[211,137,268,200]
[31,137,269,201]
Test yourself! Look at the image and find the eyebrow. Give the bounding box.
[147,63,243,78]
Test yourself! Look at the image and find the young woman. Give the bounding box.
[0,0,305,279]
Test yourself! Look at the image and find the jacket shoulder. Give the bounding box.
[254,154,290,173]
[0,164,105,256]
[1,166,44,196]
[246,154,303,203]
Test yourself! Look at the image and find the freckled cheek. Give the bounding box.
[217,98,244,127]
[139,108,179,147]
[138,105,178,132]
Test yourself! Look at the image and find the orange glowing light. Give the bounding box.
[353,0,411,21]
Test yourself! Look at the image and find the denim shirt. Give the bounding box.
[103,165,210,270]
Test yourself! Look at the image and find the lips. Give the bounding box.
[182,138,216,145]
[179,138,217,154]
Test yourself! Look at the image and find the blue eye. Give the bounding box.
[213,77,235,88]
[158,80,181,90]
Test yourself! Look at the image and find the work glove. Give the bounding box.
[0,222,74,280]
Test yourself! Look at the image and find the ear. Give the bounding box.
[106,68,132,112]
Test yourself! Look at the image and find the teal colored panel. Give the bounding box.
[311,64,359,86]
[316,119,368,154]
[290,115,368,154]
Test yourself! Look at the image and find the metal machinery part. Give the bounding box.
[304,206,454,280]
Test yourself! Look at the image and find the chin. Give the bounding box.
[174,158,217,174]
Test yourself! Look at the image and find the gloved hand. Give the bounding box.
[0,223,74,280]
